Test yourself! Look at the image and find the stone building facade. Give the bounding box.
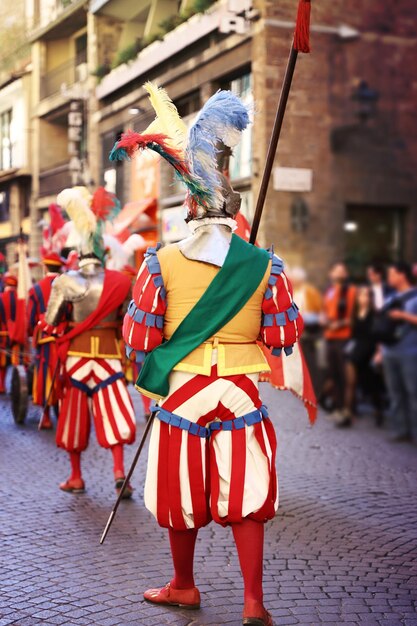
[92,0,417,284]
[3,0,413,281]
[0,0,32,262]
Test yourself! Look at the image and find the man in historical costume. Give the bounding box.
[115,84,304,626]
[0,252,6,293]
[42,186,136,495]
[27,252,66,429]
[0,273,19,392]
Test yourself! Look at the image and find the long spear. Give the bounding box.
[100,411,155,544]
[249,0,311,244]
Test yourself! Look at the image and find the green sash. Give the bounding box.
[136,234,269,398]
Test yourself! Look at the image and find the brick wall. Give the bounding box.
[253,0,417,285]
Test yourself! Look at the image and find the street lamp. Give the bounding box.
[352,80,379,123]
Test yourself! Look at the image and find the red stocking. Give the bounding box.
[168,527,198,589]
[232,518,264,604]
[69,451,82,480]
[111,444,125,479]
[0,367,5,393]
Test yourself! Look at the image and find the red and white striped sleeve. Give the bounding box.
[122,244,167,363]
[261,252,304,356]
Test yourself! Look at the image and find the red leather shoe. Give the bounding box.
[39,413,53,430]
[144,583,200,609]
[243,600,274,626]
[59,478,85,493]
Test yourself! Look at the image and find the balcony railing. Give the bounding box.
[39,163,72,197]
[40,53,87,100]
[31,0,79,31]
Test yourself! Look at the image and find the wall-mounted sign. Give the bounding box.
[273,167,313,192]
[162,206,190,244]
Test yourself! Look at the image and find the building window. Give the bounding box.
[0,110,12,171]
[102,129,124,202]
[0,191,10,223]
[221,71,252,182]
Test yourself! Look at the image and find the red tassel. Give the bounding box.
[293,0,311,53]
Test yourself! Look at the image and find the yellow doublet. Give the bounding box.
[157,244,271,376]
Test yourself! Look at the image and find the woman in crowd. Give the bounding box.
[343,285,384,427]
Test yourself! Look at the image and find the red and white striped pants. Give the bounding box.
[144,366,278,530]
[56,357,136,452]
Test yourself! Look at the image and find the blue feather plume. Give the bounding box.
[186,90,250,210]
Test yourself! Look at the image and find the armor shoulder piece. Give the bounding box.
[52,271,88,302]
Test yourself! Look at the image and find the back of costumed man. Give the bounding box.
[27,252,66,430]
[41,187,136,495]
[115,84,304,626]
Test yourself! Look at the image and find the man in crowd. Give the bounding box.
[290,266,323,394]
[383,262,417,443]
[367,262,394,310]
[322,262,356,426]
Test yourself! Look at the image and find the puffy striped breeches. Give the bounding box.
[144,366,278,530]
[56,357,136,452]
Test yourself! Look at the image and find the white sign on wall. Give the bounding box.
[162,206,190,243]
[273,167,313,192]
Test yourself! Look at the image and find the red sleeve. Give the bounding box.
[261,253,304,356]
[122,245,167,362]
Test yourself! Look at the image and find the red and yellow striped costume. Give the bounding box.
[28,274,60,406]
[124,244,303,530]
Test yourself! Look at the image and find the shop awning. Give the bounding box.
[111,198,156,241]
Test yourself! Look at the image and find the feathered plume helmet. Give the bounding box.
[56,186,121,265]
[109,82,250,221]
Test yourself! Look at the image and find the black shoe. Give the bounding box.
[115,477,133,499]
[336,417,352,428]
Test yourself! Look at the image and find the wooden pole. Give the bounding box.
[249,0,311,244]
[249,48,298,244]
[100,412,155,544]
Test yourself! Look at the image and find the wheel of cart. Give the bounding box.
[11,364,29,424]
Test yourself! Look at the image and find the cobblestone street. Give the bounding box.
[1,384,417,626]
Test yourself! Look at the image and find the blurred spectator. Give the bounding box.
[344,286,384,427]
[367,262,395,310]
[383,262,417,443]
[290,266,324,394]
[321,262,356,423]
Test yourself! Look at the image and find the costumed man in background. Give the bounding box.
[0,273,18,393]
[42,186,136,495]
[0,253,6,293]
[116,84,304,626]
[28,252,66,430]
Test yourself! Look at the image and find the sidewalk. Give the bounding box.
[0,385,416,625]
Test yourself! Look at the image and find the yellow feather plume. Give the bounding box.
[57,187,96,238]
[143,81,188,153]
